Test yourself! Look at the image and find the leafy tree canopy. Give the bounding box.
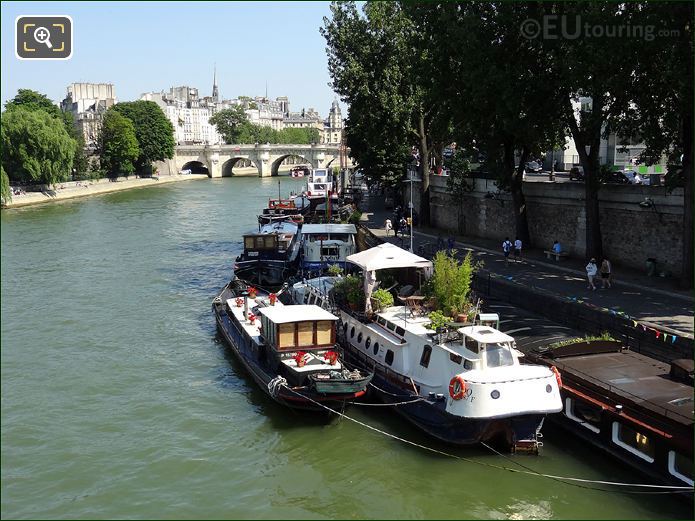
[5,89,62,120]
[112,100,174,172]
[99,109,139,178]
[1,107,76,186]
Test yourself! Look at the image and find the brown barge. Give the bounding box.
[525,340,693,492]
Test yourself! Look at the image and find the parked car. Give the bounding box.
[603,170,631,184]
[620,170,643,184]
[524,160,543,173]
[569,166,584,181]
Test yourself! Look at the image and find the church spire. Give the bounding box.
[212,64,219,102]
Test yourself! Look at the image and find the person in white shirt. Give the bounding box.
[585,258,598,290]
[513,237,522,263]
[384,218,393,237]
[502,237,513,266]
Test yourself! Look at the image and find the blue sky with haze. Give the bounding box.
[1,1,347,117]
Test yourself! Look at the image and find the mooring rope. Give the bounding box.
[278,383,693,494]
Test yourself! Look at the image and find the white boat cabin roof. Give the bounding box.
[259,304,337,324]
[458,326,515,344]
[301,224,356,235]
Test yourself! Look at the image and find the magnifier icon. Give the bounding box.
[33,26,53,49]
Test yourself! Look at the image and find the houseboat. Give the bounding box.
[212,280,373,411]
[258,198,307,226]
[296,243,564,451]
[299,224,357,275]
[234,221,300,287]
[524,340,694,491]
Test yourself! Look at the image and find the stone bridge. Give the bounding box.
[158,144,353,177]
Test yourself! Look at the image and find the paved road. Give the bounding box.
[359,191,694,337]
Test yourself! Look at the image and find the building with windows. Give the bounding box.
[60,83,117,148]
[323,99,343,144]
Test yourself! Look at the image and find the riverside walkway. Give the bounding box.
[359,191,694,339]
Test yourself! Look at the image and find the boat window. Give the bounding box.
[386,322,396,332]
[298,321,314,347]
[565,398,601,433]
[485,343,514,368]
[373,342,379,355]
[449,353,462,365]
[465,339,479,353]
[377,316,386,326]
[463,359,473,370]
[278,323,296,349]
[321,247,339,257]
[357,332,363,344]
[365,337,371,349]
[316,321,332,344]
[668,451,694,485]
[343,322,348,333]
[350,326,355,338]
[303,291,310,304]
[611,422,655,462]
[395,326,405,337]
[419,345,432,368]
[385,350,394,365]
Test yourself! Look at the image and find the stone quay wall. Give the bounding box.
[410,175,684,277]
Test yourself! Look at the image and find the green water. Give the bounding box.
[1,178,691,519]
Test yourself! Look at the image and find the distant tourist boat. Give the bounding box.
[293,244,563,451]
[299,224,357,275]
[234,221,301,287]
[212,280,373,410]
[290,165,310,177]
[524,340,694,490]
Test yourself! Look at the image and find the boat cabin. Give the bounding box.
[457,326,517,370]
[258,305,337,353]
[300,224,357,272]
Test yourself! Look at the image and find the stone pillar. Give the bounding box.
[206,147,222,178]
[257,145,272,177]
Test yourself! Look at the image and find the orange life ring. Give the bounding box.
[448,375,467,400]
[550,366,562,389]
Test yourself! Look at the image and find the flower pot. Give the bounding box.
[457,313,468,323]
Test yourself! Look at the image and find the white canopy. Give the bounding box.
[346,243,433,272]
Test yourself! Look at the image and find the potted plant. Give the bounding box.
[293,351,308,367]
[371,288,394,312]
[327,264,343,277]
[248,286,257,299]
[426,310,451,331]
[333,275,363,309]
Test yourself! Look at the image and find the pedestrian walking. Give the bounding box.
[399,217,408,237]
[447,236,455,254]
[502,237,513,266]
[586,258,598,290]
[384,218,393,237]
[436,235,445,252]
[600,258,612,289]
[513,237,522,263]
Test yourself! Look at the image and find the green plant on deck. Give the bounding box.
[327,264,344,277]
[333,274,363,308]
[431,250,475,316]
[371,288,394,311]
[348,210,362,224]
[546,332,617,349]
[426,310,451,331]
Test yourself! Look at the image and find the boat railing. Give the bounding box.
[556,360,693,424]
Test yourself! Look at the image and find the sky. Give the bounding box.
[1,1,347,117]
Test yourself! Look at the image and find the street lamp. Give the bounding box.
[405,164,416,253]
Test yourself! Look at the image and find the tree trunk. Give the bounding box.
[566,97,603,261]
[418,111,431,226]
[680,105,693,288]
[509,144,531,245]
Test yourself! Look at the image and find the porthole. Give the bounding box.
[350,326,355,338]
[385,349,394,365]
[491,390,500,399]
[343,322,348,333]
[357,332,363,344]
[365,337,372,349]
[545,384,552,393]
[373,342,379,355]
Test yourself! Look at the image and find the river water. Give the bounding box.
[1,177,690,519]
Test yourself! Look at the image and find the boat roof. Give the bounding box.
[347,243,432,272]
[259,304,337,324]
[293,276,339,291]
[459,326,515,344]
[259,222,298,234]
[301,224,356,234]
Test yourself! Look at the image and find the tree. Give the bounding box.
[99,109,139,178]
[112,100,174,174]
[61,111,89,180]
[610,3,694,288]
[1,165,10,203]
[1,107,76,186]
[445,150,474,234]
[5,89,62,120]
[209,105,251,144]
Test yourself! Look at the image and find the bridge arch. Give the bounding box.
[221,157,260,177]
[270,154,315,177]
[181,161,210,177]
